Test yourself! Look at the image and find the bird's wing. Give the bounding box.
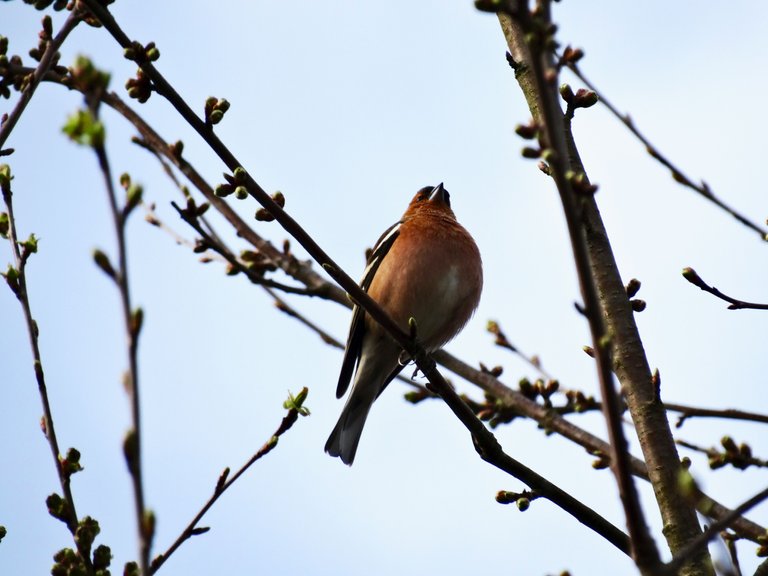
[336,220,402,398]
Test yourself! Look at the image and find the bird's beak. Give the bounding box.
[428,182,446,203]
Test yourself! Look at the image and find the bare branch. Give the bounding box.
[497,8,661,570]
[150,389,309,573]
[667,403,768,428]
[663,486,768,576]
[0,9,81,152]
[434,351,767,544]
[91,142,151,573]
[560,55,768,242]
[682,267,768,310]
[1,167,95,574]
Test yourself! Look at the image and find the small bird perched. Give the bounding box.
[325,183,483,465]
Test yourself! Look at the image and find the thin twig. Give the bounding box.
[1,172,94,574]
[682,267,768,310]
[267,287,345,348]
[676,439,767,470]
[92,140,150,574]
[487,319,553,379]
[170,201,325,297]
[562,59,768,242]
[663,486,768,576]
[0,9,81,152]
[666,403,768,428]
[723,534,743,576]
[8,62,346,306]
[150,390,308,573]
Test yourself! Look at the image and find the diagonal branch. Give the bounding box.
[0,9,81,152]
[78,0,634,551]
[560,58,768,242]
[149,390,308,573]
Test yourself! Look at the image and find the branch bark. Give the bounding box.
[496,8,712,575]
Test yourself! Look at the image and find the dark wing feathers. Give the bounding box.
[335,220,402,398]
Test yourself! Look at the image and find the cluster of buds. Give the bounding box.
[565,169,598,196]
[255,191,285,222]
[123,40,160,65]
[23,0,73,11]
[68,55,110,96]
[625,277,646,312]
[123,41,159,103]
[518,377,559,403]
[471,392,518,429]
[125,68,151,103]
[215,166,249,199]
[496,489,539,512]
[559,83,598,110]
[204,96,230,126]
[558,45,585,68]
[709,436,761,471]
[28,15,53,62]
[563,389,597,414]
[240,249,278,276]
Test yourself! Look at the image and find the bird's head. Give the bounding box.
[404,183,455,219]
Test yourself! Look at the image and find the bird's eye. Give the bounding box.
[414,186,432,203]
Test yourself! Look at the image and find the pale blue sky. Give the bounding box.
[2,2,767,575]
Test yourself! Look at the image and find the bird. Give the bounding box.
[325,183,483,465]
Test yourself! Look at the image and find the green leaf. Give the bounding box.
[62,109,106,148]
[283,387,310,416]
[19,233,38,254]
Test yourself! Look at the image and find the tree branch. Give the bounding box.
[149,389,309,573]
[92,140,151,574]
[0,8,81,152]
[495,7,661,571]
[663,486,768,576]
[682,267,768,310]
[559,56,768,242]
[1,167,94,574]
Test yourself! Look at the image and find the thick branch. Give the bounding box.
[497,10,661,571]
[497,9,711,574]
